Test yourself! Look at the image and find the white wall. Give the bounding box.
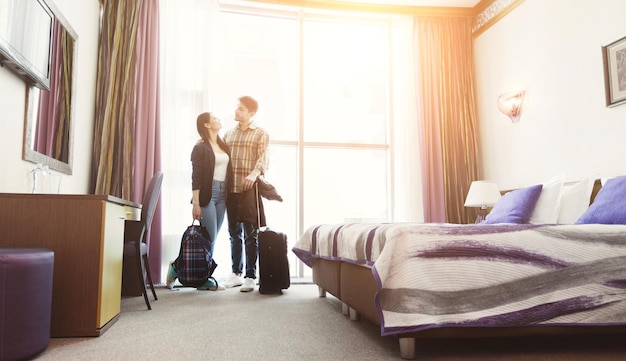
[474,0,626,190]
[0,0,100,194]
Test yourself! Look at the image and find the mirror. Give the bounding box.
[22,2,77,175]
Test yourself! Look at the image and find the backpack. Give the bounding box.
[174,221,217,287]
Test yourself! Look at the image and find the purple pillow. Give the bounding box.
[576,176,626,224]
[484,184,543,224]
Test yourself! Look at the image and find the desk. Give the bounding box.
[0,193,140,337]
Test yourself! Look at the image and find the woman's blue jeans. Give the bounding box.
[200,180,227,259]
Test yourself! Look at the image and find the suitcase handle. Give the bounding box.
[255,182,268,232]
[255,181,260,230]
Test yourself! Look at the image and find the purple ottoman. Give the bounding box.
[0,248,54,361]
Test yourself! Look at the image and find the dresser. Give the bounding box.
[0,193,140,337]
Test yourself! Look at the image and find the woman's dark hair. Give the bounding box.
[238,96,258,114]
[196,112,211,141]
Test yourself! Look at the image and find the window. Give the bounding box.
[159,0,420,281]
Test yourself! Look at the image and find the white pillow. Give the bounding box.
[528,174,564,224]
[557,177,595,224]
[601,176,615,186]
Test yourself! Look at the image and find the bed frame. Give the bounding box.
[311,179,626,359]
[313,257,626,359]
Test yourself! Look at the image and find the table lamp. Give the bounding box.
[464,181,501,223]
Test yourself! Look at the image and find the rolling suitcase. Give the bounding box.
[254,182,290,294]
[258,229,290,294]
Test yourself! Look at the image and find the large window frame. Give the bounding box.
[159,0,421,281]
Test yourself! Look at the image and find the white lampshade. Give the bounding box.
[464,181,501,209]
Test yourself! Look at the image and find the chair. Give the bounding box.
[123,172,163,310]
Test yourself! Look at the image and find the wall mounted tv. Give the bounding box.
[0,0,54,90]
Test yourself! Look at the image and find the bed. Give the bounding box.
[292,177,626,359]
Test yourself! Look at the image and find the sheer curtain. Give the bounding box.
[390,15,423,223]
[159,0,221,279]
[159,1,421,280]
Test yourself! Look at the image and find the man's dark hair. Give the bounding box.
[239,96,258,114]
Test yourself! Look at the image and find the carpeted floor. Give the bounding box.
[34,283,626,361]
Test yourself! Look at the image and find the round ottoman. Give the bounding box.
[0,248,54,361]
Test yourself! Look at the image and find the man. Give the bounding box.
[222,96,269,292]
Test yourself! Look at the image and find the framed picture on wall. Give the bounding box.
[602,35,626,107]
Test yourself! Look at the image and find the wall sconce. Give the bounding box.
[464,181,501,223]
[497,90,525,123]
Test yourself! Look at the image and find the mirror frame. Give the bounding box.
[22,1,78,175]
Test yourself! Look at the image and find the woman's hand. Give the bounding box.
[192,204,202,220]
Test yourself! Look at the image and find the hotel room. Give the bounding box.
[2,0,626,359]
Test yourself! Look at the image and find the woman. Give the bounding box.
[167,112,233,290]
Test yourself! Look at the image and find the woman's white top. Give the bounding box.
[213,151,229,181]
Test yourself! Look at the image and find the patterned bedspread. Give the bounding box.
[292,222,626,336]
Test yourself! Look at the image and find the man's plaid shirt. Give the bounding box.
[224,123,269,194]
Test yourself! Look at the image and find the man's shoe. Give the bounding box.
[223,273,243,288]
[240,277,255,292]
[197,278,225,291]
[166,262,177,290]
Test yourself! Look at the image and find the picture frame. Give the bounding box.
[602,35,626,107]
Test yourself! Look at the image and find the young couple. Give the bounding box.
[167,95,269,292]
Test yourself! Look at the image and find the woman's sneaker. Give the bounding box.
[197,278,225,291]
[222,273,244,288]
[166,262,177,290]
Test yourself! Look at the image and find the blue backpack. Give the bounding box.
[174,222,217,287]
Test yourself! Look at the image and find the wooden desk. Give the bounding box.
[0,193,140,337]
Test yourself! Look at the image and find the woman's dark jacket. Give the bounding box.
[191,139,233,207]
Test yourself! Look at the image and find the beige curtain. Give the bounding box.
[415,16,479,224]
[91,0,163,281]
[90,0,141,198]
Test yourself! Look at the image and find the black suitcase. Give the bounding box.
[257,229,290,294]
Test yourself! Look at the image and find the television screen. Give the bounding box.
[0,0,53,90]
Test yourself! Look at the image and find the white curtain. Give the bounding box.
[159,0,222,279]
[390,15,423,223]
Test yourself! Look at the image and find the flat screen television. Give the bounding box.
[0,0,54,90]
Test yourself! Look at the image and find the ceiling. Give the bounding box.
[245,0,485,14]
[337,0,482,7]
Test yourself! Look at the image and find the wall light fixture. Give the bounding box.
[497,90,525,123]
